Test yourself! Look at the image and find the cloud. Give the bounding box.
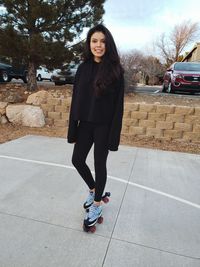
[105,25,155,52]
[152,4,200,29]
[103,0,200,52]
[104,0,168,26]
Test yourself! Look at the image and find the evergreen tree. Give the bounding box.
[0,0,105,90]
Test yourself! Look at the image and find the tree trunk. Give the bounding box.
[27,62,37,91]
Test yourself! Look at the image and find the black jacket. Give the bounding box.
[67,60,124,151]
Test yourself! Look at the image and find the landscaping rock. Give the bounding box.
[6,105,25,124]
[22,106,45,127]
[6,104,45,127]
[0,115,8,124]
[26,90,49,105]
[0,102,8,115]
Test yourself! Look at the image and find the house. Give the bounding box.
[182,42,200,62]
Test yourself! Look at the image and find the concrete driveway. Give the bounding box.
[0,135,200,267]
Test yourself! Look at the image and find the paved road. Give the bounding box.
[133,85,162,94]
[132,85,200,97]
[0,136,200,267]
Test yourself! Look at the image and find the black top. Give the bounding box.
[67,59,124,151]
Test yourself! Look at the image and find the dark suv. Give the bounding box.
[162,62,200,94]
[0,62,28,83]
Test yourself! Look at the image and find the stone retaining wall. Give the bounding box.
[40,91,199,143]
[122,103,200,142]
[0,87,199,143]
[41,95,71,127]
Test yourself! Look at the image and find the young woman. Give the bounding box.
[67,24,124,228]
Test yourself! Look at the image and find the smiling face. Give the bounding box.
[90,31,106,62]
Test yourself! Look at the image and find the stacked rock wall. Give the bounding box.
[0,85,199,143]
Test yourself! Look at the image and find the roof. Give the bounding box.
[181,42,200,62]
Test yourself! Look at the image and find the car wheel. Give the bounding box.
[162,83,167,93]
[166,82,175,93]
[1,70,10,82]
[37,74,42,81]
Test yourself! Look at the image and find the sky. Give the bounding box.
[102,0,200,55]
[1,0,200,57]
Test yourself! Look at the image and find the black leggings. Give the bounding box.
[72,121,110,202]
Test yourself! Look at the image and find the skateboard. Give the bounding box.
[83,192,111,233]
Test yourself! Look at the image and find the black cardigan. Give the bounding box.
[67,60,124,151]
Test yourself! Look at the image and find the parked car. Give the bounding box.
[36,66,53,81]
[51,63,79,85]
[0,61,28,83]
[162,62,200,94]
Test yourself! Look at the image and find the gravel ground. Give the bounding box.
[125,92,200,106]
[0,85,200,154]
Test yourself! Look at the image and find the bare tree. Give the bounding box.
[156,33,174,66]
[120,50,144,91]
[156,20,199,66]
[140,56,165,85]
[120,50,164,89]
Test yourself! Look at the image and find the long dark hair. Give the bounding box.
[84,24,123,97]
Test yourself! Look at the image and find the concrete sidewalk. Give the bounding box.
[0,135,199,267]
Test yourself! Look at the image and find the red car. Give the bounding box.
[162,62,200,94]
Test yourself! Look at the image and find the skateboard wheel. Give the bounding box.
[90,226,96,233]
[83,225,89,232]
[83,224,96,233]
[102,197,109,203]
[97,216,103,224]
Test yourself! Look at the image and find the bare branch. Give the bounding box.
[156,20,200,66]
